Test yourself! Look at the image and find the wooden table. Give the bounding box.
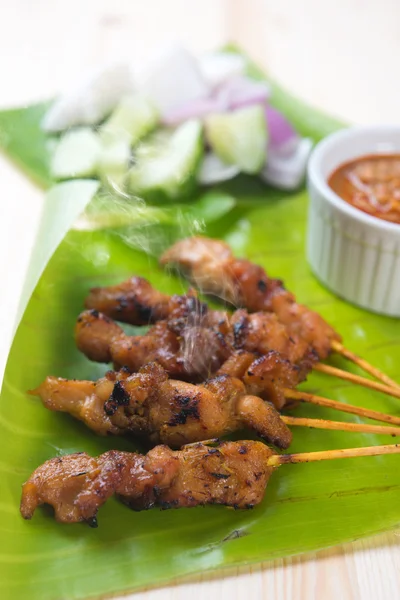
[1,1,399,597]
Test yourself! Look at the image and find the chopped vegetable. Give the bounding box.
[97,134,131,190]
[129,119,203,201]
[265,105,298,152]
[162,97,226,127]
[197,153,240,185]
[142,46,209,116]
[101,93,159,146]
[261,137,313,190]
[205,105,268,174]
[42,63,135,132]
[51,128,102,179]
[198,51,246,88]
[215,75,270,110]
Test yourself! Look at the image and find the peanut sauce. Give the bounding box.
[328,154,400,224]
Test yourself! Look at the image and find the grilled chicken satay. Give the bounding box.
[20,440,275,524]
[75,309,231,380]
[76,307,307,410]
[21,440,400,525]
[160,236,341,359]
[31,361,292,449]
[85,278,206,325]
[86,277,316,372]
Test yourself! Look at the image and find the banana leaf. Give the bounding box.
[1,50,400,600]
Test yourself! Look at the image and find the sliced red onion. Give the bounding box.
[261,138,313,191]
[142,46,210,116]
[215,76,270,111]
[197,153,240,185]
[198,52,246,89]
[42,63,135,132]
[265,105,298,152]
[162,96,226,127]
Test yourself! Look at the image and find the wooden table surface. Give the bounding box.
[1,1,399,597]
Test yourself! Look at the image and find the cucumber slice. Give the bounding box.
[205,105,268,174]
[51,128,102,179]
[129,119,203,202]
[97,133,131,191]
[101,93,159,146]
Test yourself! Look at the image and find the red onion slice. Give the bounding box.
[215,76,270,110]
[261,138,313,190]
[162,96,227,127]
[265,105,298,151]
[197,153,240,185]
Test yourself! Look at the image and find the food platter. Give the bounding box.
[0,49,399,600]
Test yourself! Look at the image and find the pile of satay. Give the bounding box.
[21,237,400,527]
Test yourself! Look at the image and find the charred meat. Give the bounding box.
[20,441,274,524]
[31,362,292,449]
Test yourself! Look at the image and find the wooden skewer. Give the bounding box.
[268,443,400,467]
[331,340,400,389]
[314,363,400,399]
[284,388,400,426]
[282,415,400,436]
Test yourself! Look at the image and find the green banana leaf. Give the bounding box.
[1,50,400,600]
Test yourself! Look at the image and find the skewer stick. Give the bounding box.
[284,388,400,426]
[314,363,400,399]
[331,340,400,389]
[282,415,400,436]
[268,443,400,467]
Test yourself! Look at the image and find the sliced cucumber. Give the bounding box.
[129,119,203,202]
[101,93,159,146]
[204,105,268,174]
[97,133,131,190]
[51,128,102,179]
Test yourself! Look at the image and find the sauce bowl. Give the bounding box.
[307,125,400,317]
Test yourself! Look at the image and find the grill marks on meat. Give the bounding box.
[85,277,207,326]
[75,309,230,380]
[160,236,341,359]
[77,294,316,381]
[20,441,274,524]
[31,363,292,449]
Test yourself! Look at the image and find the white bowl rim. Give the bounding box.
[308,124,400,235]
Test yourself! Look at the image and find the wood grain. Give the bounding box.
[0,1,399,597]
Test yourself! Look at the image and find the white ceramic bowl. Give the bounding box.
[307,125,400,317]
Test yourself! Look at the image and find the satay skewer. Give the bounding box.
[281,416,400,436]
[21,440,400,525]
[330,340,400,390]
[32,365,400,452]
[284,389,400,426]
[84,278,400,398]
[268,442,400,467]
[74,310,400,427]
[314,363,400,398]
[160,236,398,390]
[76,302,400,407]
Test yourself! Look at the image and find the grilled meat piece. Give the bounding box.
[160,236,341,359]
[20,441,274,524]
[217,350,303,410]
[75,309,230,380]
[31,362,292,449]
[77,296,316,382]
[20,445,179,524]
[85,277,207,325]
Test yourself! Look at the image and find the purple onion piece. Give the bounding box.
[261,137,313,191]
[265,105,298,151]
